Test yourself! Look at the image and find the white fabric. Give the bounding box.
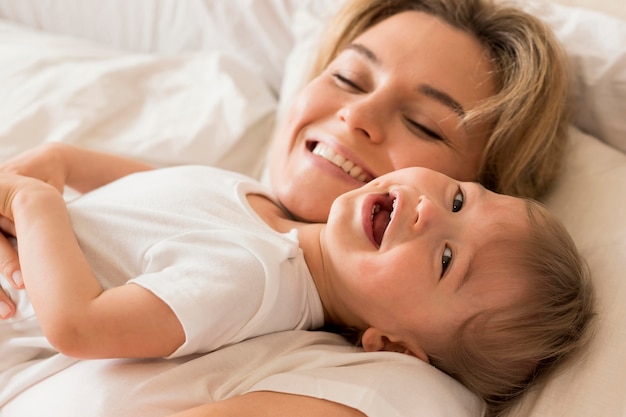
[0,1,624,417]
[519,127,626,417]
[0,20,276,180]
[0,166,324,404]
[70,166,323,356]
[517,0,626,153]
[0,0,339,95]
[1,331,482,417]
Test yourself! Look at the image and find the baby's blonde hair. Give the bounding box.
[310,0,572,199]
[429,200,595,417]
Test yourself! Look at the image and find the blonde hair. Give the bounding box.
[309,0,572,199]
[429,200,595,417]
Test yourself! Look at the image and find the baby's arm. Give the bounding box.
[0,143,156,318]
[0,173,185,358]
[0,142,155,194]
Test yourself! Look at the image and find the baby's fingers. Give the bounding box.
[0,233,20,319]
[0,232,21,288]
[0,288,16,319]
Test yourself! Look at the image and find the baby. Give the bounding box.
[0,144,593,410]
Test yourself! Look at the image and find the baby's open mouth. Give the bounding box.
[371,194,396,247]
[309,142,372,183]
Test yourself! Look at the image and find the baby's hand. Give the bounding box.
[0,230,20,319]
[0,172,59,224]
[0,173,64,320]
[0,143,69,193]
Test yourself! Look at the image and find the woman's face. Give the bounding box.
[269,11,496,222]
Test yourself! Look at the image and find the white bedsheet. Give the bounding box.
[0,1,624,416]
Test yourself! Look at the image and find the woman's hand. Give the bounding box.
[0,143,68,193]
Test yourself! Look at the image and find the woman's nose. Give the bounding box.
[337,97,384,143]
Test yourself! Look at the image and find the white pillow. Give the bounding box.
[2,0,624,152]
[518,0,626,153]
[0,3,624,417]
[0,20,276,179]
[1,331,483,417]
[0,0,302,95]
[525,127,626,417]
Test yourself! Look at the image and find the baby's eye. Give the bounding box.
[452,188,464,212]
[441,246,453,278]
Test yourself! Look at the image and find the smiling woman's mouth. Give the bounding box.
[309,142,372,182]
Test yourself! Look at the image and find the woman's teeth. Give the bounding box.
[312,143,368,182]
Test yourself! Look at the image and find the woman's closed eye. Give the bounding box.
[333,72,364,93]
[405,117,445,141]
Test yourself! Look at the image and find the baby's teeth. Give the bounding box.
[371,204,380,220]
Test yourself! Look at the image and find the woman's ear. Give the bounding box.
[361,327,430,364]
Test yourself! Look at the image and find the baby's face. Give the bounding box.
[319,167,531,357]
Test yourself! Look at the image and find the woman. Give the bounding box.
[0,0,572,416]
[268,0,570,222]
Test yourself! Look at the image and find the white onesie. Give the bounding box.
[0,165,324,375]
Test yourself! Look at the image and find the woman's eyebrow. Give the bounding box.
[418,84,465,117]
[346,43,465,117]
[345,43,380,65]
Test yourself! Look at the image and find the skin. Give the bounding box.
[167,392,366,417]
[0,158,529,363]
[294,167,531,362]
[269,11,496,222]
[0,9,501,417]
[0,8,497,327]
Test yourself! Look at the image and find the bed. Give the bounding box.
[0,1,624,416]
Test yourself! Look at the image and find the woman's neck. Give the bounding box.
[246,194,333,323]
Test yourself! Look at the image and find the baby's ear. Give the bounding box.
[361,327,430,363]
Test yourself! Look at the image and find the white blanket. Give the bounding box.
[0,1,624,416]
